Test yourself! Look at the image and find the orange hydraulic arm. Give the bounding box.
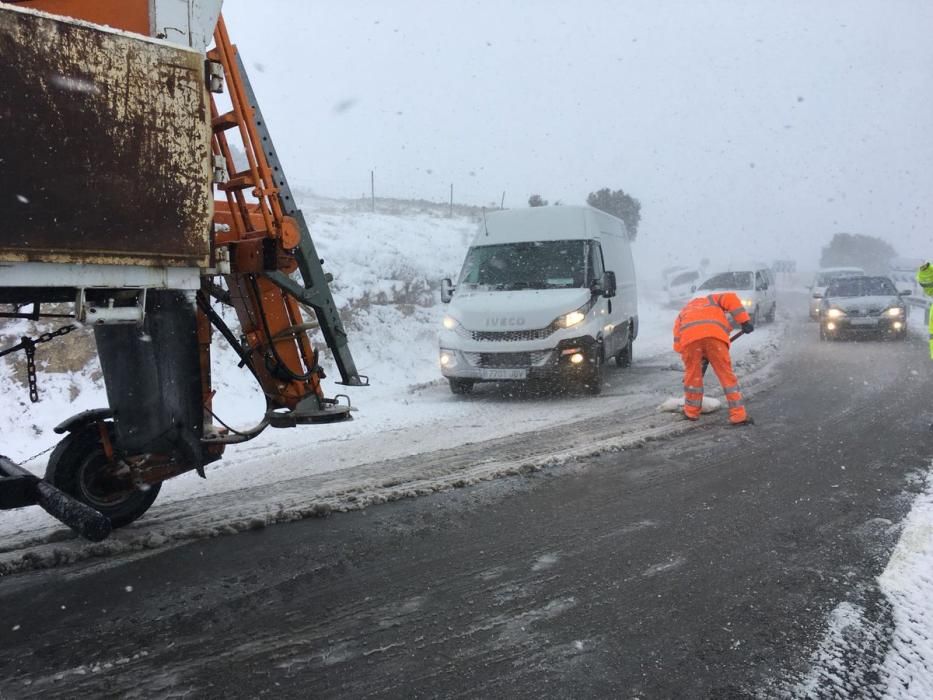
[204,16,365,425]
[208,16,321,411]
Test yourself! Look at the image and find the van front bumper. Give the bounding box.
[440,336,599,382]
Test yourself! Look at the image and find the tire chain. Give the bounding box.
[0,324,77,403]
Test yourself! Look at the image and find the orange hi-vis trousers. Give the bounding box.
[680,337,748,424]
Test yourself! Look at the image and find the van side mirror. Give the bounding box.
[440,278,455,304]
[812,292,823,299]
[601,271,617,298]
[690,284,697,293]
[899,289,912,297]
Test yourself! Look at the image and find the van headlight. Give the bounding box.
[885,307,905,317]
[741,298,754,308]
[556,302,592,329]
[561,310,586,328]
[439,350,457,368]
[825,308,846,319]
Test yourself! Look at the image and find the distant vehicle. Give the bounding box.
[697,265,777,324]
[661,265,688,291]
[808,267,864,319]
[666,268,702,306]
[817,276,909,341]
[438,205,638,395]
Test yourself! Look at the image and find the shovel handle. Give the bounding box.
[701,330,745,375]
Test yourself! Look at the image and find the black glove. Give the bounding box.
[741,321,754,334]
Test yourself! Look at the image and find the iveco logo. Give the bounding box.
[486,317,527,327]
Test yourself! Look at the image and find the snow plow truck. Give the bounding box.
[0,0,366,540]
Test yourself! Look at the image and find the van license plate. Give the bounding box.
[850,318,877,326]
[479,368,527,380]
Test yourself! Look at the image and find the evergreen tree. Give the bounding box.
[819,233,897,274]
[586,188,642,240]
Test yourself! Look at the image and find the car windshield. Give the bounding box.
[671,270,699,286]
[699,271,753,291]
[825,276,897,298]
[457,240,586,290]
[815,270,863,286]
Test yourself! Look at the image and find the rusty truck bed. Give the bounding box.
[0,3,212,269]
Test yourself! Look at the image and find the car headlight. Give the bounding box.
[439,349,457,368]
[825,308,846,319]
[741,298,754,309]
[885,307,905,317]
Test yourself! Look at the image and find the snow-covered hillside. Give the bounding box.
[0,197,479,465]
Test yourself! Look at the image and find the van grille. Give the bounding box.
[463,351,553,368]
[470,324,557,342]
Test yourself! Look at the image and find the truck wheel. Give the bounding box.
[615,337,633,368]
[448,378,474,395]
[582,347,603,395]
[45,423,161,529]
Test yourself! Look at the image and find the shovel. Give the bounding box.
[701,330,745,376]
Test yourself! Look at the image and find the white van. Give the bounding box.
[697,263,777,324]
[439,206,638,395]
[808,267,865,319]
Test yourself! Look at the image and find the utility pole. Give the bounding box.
[370,170,375,212]
[500,191,506,209]
[449,183,453,217]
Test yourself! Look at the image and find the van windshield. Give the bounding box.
[699,271,753,291]
[457,240,586,291]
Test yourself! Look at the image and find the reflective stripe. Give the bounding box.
[684,385,704,393]
[723,385,740,394]
[706,294,719,307]
[680,319,733,335]
[732,305,747,317]
[728,399,745,408]
[685,398,704,408]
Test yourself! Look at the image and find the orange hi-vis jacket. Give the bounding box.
[673,292,751,353]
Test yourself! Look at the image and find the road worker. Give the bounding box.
[673,292,755,425]
[917,262,933,358]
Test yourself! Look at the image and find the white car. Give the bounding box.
[808,267,865,319]
[666,268,702,307]
[696,266,777,324]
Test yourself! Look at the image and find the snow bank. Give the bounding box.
[878,471,933,698]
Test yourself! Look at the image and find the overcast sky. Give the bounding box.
[222,0,933,270]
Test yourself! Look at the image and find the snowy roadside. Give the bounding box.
[0,298,787,574]
[0,201,789,570]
